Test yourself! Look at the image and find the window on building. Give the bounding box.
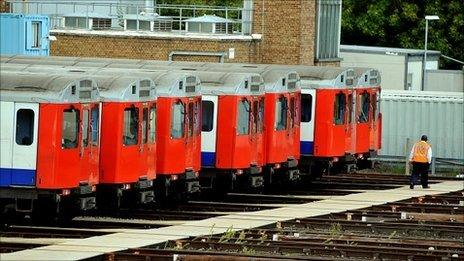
[82,109,89,147]
[148,106,156,143]
[275,96,288,130]
[15,109,34,146]
[171,101,185,138]
[92,18,111,30]
[62,109,79,149]
[202,100,214,132]
[333,93,346,125]
[237,99,250,135]
[358,92,370,123]
[31,21,41,48]
[316,0,342,60]
[123,107,139,145]
[91,106,99,145]
[301,94,312,123]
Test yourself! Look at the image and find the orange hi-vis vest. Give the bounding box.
[412,141,430,163]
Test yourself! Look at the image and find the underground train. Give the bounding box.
[0,56,382,219]
[0,71,100,220]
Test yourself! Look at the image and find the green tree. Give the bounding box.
[342,0,464,69]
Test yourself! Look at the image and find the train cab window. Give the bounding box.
[358,92,370,123]
[252,100,259,134]
[202,101,214,132]
[275,96,288,130]
[187,102,194,137]
[148,106,156,143]
[289,97,296,128]
[372,93,378,122]
[62,109,79,149]
[15,109,34,146]
[301,94,312,123]
[333,93,346,125]
[171,101,185,138]
[258,98,264,133]
[237,99,250,135]
[347,94,353,123]
[91,107,99,145]
[142,108,148,144]
[123,107,139,145]
[82,110,89,147]
[194,100,201,135]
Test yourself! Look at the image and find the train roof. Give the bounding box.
[193,71,264,95]
[1,62,200,98]
[352,68,382,88]
[0,71,99,103]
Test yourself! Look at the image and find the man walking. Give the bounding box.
[409,135,432,189]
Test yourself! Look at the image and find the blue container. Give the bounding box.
[0,13,49,56]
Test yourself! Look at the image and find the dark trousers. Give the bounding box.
[410,162,429,188]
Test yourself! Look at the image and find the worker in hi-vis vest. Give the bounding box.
[409,135,432,189]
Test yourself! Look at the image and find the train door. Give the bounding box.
[236,98,251,166]
[300,90,315,155]
[346,90,356,154]
[357,91,371,153]
[10,103,39,186]
[140,104,150,178]
[201,96,218,167]
[185,99,199,170]
[370,90,380,150]
[80,104,99,184]
[250,97,260,165]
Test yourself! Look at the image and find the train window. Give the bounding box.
[333,93,346,125]
[202,101,214,132]
[142,108,148,144]
[91,107,99,145]
[289,97,296,128]
[301,94,312,123]
[358,92,370,123]
[275,96,288,130]
[148,106,156,143]
[187,102,194,137]
[15,109,34,146]
[123,107,139,146]
[376,92,381,119]
[237,99,250,135]
[258,98,264,133]
[194,100,201,134]
[62,109,79,149]
[371,93,377,122]
[347,94,353,123]
[82,110,89,147]
[252,100,259,134]
[171,101,185,138]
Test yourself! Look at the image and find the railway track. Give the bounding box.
[1,173,462,260]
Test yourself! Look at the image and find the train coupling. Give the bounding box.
[185,170,201,194]
[78,196,96,211]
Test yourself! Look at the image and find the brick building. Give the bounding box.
[9,0,342,66]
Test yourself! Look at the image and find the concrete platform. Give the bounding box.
[2,180,462,261]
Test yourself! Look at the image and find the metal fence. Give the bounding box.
[380,90,464,161]
[8,0,248,34]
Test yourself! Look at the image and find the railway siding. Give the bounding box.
[1,180,462,261]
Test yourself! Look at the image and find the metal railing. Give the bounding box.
[7,1,249,35]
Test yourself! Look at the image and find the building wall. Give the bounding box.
[48,0,336,66]
[0,0,10,13]
[340,52,405,90]
[51,33,260,63]
[380,90,464,160]
[426,70,464,92]
[407,60,423,91]
[252,0,317,65]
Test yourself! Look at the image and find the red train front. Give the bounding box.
[0,71,100,220]
[151,72,202,199]
[261,70,301,183]
[199,71,266,190]
[97,75,157,210]
[353,69,382,169]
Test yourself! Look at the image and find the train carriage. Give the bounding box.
[353,68,382,168]
[95,75,157,210]
[198,71,266,190]
[0,71,100,219]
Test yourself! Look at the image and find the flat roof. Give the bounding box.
[340,44,441,57]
